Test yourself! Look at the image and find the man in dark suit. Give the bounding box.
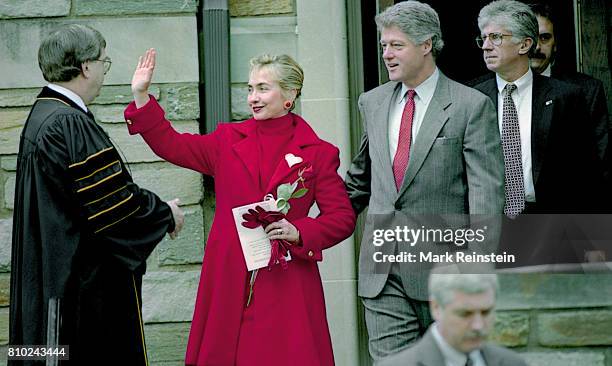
[378,273,527,366]
[530,3,610,187]
[345,1,504,361]
[471,0,605,267]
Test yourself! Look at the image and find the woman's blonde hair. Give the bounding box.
[249,54,304,110]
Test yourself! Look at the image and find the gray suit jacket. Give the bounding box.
[377,327,528,366]
[346,73,504,299]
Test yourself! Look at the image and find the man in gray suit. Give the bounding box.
[345,1,505,361]
[378,273,527,366]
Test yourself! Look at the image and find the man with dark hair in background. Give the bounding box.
[530,2,610,189]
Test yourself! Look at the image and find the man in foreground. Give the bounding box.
[379,273,527,366]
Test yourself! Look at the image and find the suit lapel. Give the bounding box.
[416,328,447,366]
[397,73,451,198]
[530,74,553,185]
[371,83,400,190]
[481,344,504,366]
[479,78,499,109]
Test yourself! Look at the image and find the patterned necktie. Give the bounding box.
[392,89,416,191]
[501,83,525,216]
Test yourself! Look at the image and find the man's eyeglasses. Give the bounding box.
[475,33,513,48]
[91,57,112,74]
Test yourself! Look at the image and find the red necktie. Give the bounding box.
[392,89,416,191]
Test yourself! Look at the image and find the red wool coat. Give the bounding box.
[124,98,356,366]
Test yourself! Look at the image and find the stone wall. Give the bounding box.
[493,274,612,366]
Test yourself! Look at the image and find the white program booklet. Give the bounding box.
[232,199,291,271]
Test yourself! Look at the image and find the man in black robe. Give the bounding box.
[9,24,184,365]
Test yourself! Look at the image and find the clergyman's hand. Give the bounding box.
[132,48,156,108]
[166,198,184,239]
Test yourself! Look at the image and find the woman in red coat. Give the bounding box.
[124,50,356,365]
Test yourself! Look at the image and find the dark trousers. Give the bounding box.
[361,263,433,361]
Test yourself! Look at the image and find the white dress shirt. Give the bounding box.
[496,69,536,202]
[541,63,552,77]
[47,83,89,113]
[388,67,440,162]
[431,324,487,366]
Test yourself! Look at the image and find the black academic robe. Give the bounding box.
[9,87,174,365]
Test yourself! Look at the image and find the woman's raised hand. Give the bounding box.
[132,48,156,108]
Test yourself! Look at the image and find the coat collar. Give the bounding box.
[232,113,321,196]
[36,86,95,120]
[371,82,400,191]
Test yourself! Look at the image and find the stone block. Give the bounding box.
[0,85,158,112]
[0,0,69,19]
[490,311,529,347]
[102,120,199,163]
[0,89,38,107]
[94,85,161,105]
[4,175,15,210]
[90,104,133,124]
[229,0,293,17]
[230,17,297,82]
[142,271,200,323]
[0,307,7,345]
[231,84,250,121]
[131,165,202,206]
[0,17,198,89]
[296,0,349,100]
[0,108,28,129]
[522,351,605,366]
[0,273,9,306]
[163,84,200,121]
[537,310,612,346]
[0,219,12,273]
[300,98,352,170]
[75,0,197,16]
[144,322,191,362]
[157,207,204,266]
[497,274,612,310]
[0,112,27,156]
[1,156,17,172]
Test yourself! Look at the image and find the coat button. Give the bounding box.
[394,202,401,210]
[308,250,314,257]
[126,119,133,125]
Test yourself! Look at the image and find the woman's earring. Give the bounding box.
[284,101,293,110]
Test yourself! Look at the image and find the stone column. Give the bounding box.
[296,1,358,365]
